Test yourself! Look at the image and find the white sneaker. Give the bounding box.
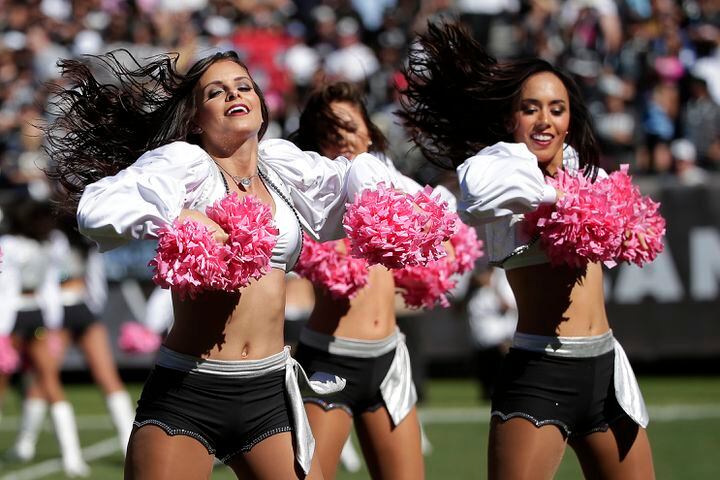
[5,442,36,462]
[63,460,91,478]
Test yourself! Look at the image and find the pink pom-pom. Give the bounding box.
[410,186,460,263]
[206,194,278,289]
[449,219,484,274]
[525,170,624,268]
[294,234,369,299]
[602,166,666,266]
[525,167,666,268]
[343,183,457,269]
[0,335,20,374]
[149,194,278,299]
[149,219,231,300]
[393,259,457,309]
[119,322,162,354]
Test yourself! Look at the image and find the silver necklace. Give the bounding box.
[214,161,258,188]
[215,164,304,256]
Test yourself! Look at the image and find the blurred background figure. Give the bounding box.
[0,197,89,477]
[6,214,134,464]
[465,267,517,401]
[671,137,707,186]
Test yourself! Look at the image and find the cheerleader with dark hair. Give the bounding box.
[289,81,466,480]
[400,23,656,479]
[48,49,437,480]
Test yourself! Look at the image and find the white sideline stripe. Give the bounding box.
[0,438,118,480]
[2,404,720,433]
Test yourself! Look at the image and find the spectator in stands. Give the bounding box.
[683,74,720,170]
[671,138,707,186]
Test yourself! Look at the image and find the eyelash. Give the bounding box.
[522,108,565,115]
[208,85,252,98]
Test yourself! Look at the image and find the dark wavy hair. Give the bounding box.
[45,50,269,212]
[398,22,599,178]
[289,81,388,155]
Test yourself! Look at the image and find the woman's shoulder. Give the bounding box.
[475,142,535,160]
[137,141,209,164]
[458,142,535,174]
[258,138,301,158]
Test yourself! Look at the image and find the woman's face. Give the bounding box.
[321,101,371,160]
[194,60,263,146]
[511,71,570,168]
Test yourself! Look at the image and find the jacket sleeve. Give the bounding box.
[77,142,213,252]
[456,142,557,225]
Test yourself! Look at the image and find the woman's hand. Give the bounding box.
[178,209,228,244]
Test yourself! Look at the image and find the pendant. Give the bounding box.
[234,176,252,187]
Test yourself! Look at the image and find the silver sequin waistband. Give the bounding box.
[156,345,288,377]
[299,327,400,358]
[512,330,615,358]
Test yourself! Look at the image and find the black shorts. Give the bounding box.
[63,304,97,338]
[134,366,292,462]
[491,348,627,438]
[294,342,395,417]
[11,310,45,340]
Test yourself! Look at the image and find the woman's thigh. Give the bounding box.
[569,417,655,480]
[227,431,324,480]
[355,406,424,480]
[125,424,214,480]
[488,416,568,480]
[77,322,125,394]
[304,403,353,479]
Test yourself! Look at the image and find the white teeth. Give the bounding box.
[228,105,248,114]
[532,134,552,141]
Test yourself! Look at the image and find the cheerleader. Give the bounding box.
[6,215,135,462]
[289,82,456,480]
[400,23,655,479]
[47,50,431,480]
[0,198,89,477]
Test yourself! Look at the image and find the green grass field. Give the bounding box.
[1,377,719,479]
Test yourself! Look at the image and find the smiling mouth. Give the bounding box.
[530,133,554,145]
[226,105,249,115]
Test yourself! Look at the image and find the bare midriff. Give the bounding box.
[506,261,610,337]
[306,265,397,340]
[165,268,287,360]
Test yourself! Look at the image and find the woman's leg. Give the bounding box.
[6,378,47,462]
[77,322,125,394]
[27,334,90,477]
[227,431,324,479]
[125,425,214,480]
[302,403,353,479]
[354,406,424,480]
[26,333,67,404]
[569,417,655,480]
[76,322,135,455]
[488,417,568,480]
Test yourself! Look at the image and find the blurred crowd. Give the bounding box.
[0,0,719,211]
